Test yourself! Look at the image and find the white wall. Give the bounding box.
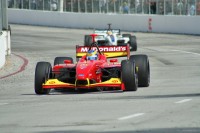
[8,9,200,35]
[0,32,6,68]
[0,31,11,69]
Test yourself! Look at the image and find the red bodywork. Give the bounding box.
[42,44,130,90]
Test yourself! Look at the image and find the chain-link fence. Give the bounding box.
[7,0,200,16]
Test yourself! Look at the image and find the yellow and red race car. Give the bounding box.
[34,39,150,95]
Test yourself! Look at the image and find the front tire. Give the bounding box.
[35,62,52,95]
[121,60,138,91]
[130,55,150,87]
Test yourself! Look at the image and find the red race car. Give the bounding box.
[34,38,150,95]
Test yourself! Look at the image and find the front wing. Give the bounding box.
[42,78,125,90]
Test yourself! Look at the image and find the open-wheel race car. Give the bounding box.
[34,35,149,95]
[84,24,137,51]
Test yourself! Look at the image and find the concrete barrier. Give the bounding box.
[0,31,11,69]
[8,9,200,35]
[0,32,6,68]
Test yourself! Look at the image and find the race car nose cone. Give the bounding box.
[76,73,87,80]
[76,61,94,80]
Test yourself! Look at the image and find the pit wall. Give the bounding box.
[8,9,200,35]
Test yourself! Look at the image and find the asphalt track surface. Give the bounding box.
[0,25,200,133]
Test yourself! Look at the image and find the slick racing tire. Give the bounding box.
[35,62,52,95]
[8,25,11,36]
[121,60,138,91]
[129,36,137,51]
[84,35,93,46]
[130,55,150,87]
[54,57,74,66]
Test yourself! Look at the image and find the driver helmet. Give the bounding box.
[107,31,113,35]
[86,49,98,60]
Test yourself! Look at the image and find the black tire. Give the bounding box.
[129,55,150,87]
[84,35,93,46]
[8,25,11,36]
[35,62,52,95]
[122,34,131,38]
[54,57,73,66]
[121,60,138,91]
[129,36,137,51]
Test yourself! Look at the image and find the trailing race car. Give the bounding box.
[34,36,149,95]
[84,24,137,51]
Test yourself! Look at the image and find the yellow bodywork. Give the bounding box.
[43,78,122,88]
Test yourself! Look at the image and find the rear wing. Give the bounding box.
[94,29,120,34]
[76,45,130,59]
[94,24,120,34]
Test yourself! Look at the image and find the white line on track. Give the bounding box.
[146,48,200,56]
[175,99,192,104]
[172,50,200,56]
[0,103,9,106]
[118,113,145,120]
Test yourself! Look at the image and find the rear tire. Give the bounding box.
[54,57,73,66]
[84,35,92,46]
[35,62,52,95]
[129,36,137,51]
[121,60,138,91]
[130,55,150,87]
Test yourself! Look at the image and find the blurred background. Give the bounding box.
[7,0,200,16]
